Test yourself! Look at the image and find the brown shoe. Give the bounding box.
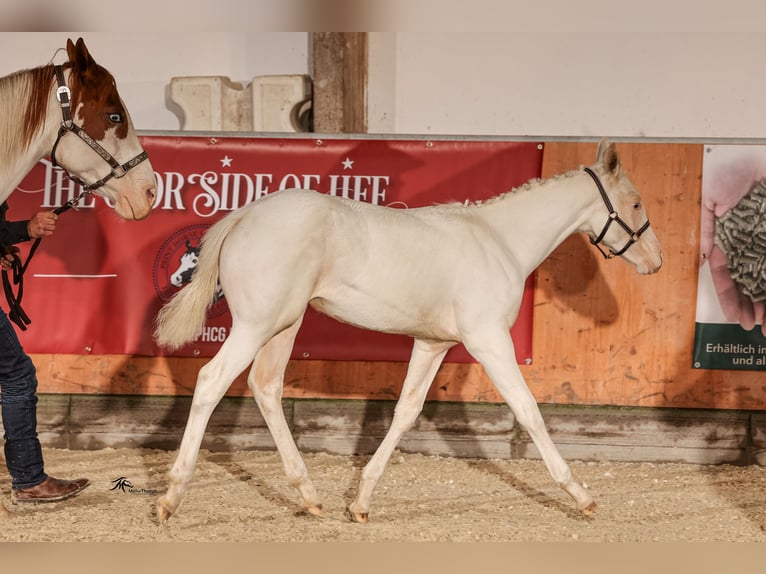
[14,476,90,503]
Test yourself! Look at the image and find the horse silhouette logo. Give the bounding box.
[109,476,158,495]
[110,477,134,492]
[170,239,201,288]
[169,239,224,301]
[153,224,226,317]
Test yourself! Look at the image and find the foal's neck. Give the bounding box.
[477,169,599,275]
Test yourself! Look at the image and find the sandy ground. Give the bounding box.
[0,446,764,542]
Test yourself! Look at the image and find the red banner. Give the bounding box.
[8,135,541,363]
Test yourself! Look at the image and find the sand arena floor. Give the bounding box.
[0,446,764,542]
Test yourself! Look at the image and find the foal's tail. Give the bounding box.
[154,210,245,350]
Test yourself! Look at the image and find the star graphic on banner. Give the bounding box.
[220,155,233,167]
[342,157,354,170]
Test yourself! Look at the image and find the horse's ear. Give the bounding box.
[67,37,95,70]
[596,138,620,175]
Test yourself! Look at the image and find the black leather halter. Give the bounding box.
[1,64,150,330]
[584,167,651,259]
[49,64,149,208]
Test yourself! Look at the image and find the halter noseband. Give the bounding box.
[584,166,651,259]
[49,64,149,212]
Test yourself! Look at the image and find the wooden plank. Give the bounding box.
[751,413,766,465]
[64,395,273,451]
[516,405,750,465]
[35,394,71,450]
[293,400,516,458]
[30,353,497,403]
[9,395,764,466]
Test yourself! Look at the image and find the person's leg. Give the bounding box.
[0,309,89,502]
[0,310,46,489]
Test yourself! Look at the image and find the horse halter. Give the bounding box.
[49,64,149,212]
[584,166,651,259]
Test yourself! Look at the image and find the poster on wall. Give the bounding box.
[7,135,542,364]
[694,144,766,370]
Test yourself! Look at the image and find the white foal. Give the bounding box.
[154,140,662,524]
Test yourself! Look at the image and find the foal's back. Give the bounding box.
[219,189,517,340]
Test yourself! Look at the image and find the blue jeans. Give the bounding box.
[0,309,46,489]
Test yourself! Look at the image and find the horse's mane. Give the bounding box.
[414,169,581,216]
[0,64,57,171]
[476,170,581,207]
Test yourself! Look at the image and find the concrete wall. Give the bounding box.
[0,32,309,131]
[367,32,766,138]
[3,28,766,138]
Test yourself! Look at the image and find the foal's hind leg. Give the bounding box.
[347,339,453,523]
[247,317,322,516]
[465,330,596,515]
[156,326,264,524]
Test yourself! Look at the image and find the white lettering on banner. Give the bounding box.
[36,158,391,217]
[278,173,322,191]
[197,326,228,343]
[328,174,389,203]
[40,158,99,209]
[253,173,274,199]
[156,172,186,210]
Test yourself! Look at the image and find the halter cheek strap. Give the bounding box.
[584,166,651,259]
[49,64,149,210]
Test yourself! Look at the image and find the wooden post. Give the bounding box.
[311,32,368,133]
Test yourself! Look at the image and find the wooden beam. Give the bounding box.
[311,32,368,133]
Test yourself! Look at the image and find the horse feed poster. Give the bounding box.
[694,144,766,370]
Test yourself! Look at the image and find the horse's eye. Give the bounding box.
[107,113,124,123]
[633,202,640,210]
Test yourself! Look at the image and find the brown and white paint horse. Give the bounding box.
[0,38,154,515]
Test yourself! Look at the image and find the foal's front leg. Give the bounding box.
[347,339,453,523]
[465,330,596,515]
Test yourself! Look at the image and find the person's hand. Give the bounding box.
[27,211,57,239]
[0,245,20,271]
[0,252,13,271]
[701,153,766,332]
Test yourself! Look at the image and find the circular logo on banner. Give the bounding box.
[153,224,227,318]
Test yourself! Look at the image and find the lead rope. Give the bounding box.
[2,197,84,330]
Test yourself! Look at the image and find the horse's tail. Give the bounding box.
[154,210,244,350]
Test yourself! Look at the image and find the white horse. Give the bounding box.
[154,140,662,525]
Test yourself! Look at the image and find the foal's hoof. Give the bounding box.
[156,499,174,525]
[304,504,324,518]
[580,500,597,516]
[345,506,369,523]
